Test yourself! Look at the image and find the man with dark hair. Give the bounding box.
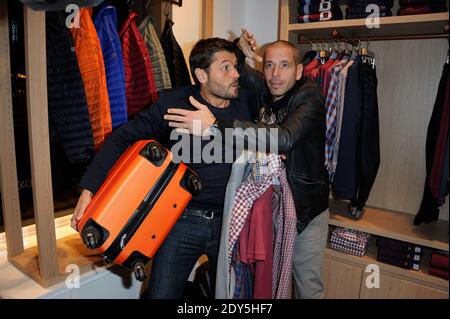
[166,31,330,299]
[71,37,255,299]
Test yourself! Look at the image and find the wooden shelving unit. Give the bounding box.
[325,245,449,291]
[326,200,449,298]
[279,0,449,41]
[329,200,449,252]
[278,0,449,298]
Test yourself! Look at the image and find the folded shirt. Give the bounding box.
[398,4,448,15]
[298,0,341,15]
[330,240,367,256]
[376,237,422,254]
[377,252,420,270]
[329,227,371,256]
[347,0,394,9]
[298,10,343,23]
[429,267,449,280]
[400,0,447,6]
[346,5,387,14]
[346,10,392,19]
[430,251,449,270]
[377,246,422,263]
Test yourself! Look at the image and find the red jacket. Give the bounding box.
[119,12,158,117]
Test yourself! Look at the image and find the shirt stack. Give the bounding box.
[398,0,448,16]
[298,0,343,23]
[376,237,422,271]
[329,227,372,256]
[345,0,393,19]
[429,251,449,280]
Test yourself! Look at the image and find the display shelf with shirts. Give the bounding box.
[279,0,449,299]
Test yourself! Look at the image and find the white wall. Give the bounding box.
[213,0,279,46]
[171,0,279,76]
[172,0,202,82]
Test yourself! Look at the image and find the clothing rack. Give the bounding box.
[298,33,449,44]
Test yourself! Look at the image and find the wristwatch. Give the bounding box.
[209,119,219,136]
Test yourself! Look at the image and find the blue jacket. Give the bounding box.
[94,5,128,129]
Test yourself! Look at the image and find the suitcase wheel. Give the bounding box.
[188,175,202,195]
[81,226,102,250]
[145,142,163,162]
[132,261,146,282]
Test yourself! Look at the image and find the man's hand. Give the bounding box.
[239,27,263,63]
[71,189,93,231]
[164,96,216,136]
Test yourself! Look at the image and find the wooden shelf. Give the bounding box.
[287,13,449,41]
[325,245,449,291]
[329,200,449,252]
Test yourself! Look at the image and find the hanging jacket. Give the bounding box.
[415,64,449,225]
[71,8,112,150]
[46,11,94,164]
[94,5,127,129]
[119,11,158,117]
[139,15,172,91]
[20,0,104,11]
[160,19,192,88]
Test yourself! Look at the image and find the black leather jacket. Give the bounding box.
[217,64,330,233]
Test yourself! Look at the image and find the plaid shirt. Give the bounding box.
[229,154,281,263]
[329,227,371,256]
[228,154,296,299]
[324,59,349,179]
[231,241,253,299]
[330,60,354,179]
[271,169,297,299]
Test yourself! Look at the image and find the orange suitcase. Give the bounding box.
[77,140,201,281]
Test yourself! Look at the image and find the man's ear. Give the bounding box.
[194,68,208,84]
[296,63,303,81]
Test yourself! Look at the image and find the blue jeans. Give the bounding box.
[144,208,222,299]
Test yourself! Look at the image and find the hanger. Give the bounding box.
[319,41,328,64]
[361,39,376,69]
[350,40,360,60]
[127,0,136,12]
[343,40,350,55]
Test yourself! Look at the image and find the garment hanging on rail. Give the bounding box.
[71,8,112,150]
[223,153,296,299]
[119,11,158,117]
[139,15,172,91]
[304,48,380,218]
[46,11,94,164]
[415,63,449,225]
[160,19,192,87]
[94,5,128,129]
